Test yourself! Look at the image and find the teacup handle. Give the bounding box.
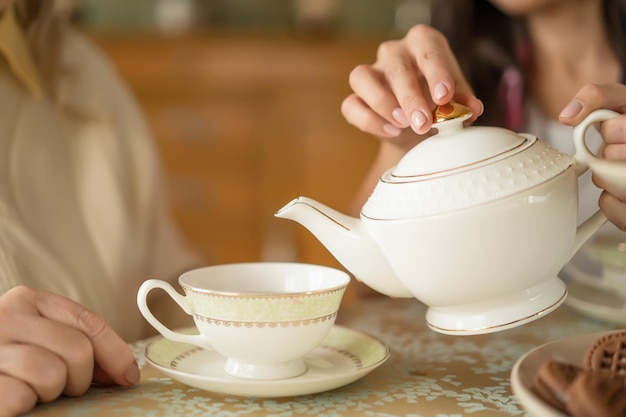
[137,279,213,350]
[569,109,625,257]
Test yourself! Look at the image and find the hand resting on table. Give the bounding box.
[0,286,139,417]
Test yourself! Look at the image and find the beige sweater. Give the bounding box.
[0,10,198,341]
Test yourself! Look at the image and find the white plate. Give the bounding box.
[144,325,390,398]
[511,330,622,417]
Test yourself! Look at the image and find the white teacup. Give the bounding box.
[137,262,349,380]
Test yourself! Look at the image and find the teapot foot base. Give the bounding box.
[425,277,567,335]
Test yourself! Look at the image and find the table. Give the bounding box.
[27,297,619,417]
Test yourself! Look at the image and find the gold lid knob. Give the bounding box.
[433,102,473,123]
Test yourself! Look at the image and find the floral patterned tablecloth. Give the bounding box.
[27,297,619,417]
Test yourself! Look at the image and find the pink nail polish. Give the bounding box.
[559,100,583,119]
[411,111,427,131]
[392,108,409,126]
[434,83,449,101]
[383,123,402,137]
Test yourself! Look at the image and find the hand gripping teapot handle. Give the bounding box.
[137,279,213,350]
[573,109,621,176]
[570,109,623,257]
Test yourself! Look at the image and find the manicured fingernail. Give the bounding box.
[434,83,449,101]
[391,108,409,126]
[125,361,140,385]
[476,99,484,116]
[560,100,583,118]
[411,110,427,131]
[383,123,402,137]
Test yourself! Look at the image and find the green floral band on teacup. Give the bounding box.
[188,288,346,321]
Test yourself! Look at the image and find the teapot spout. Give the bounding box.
[275,197,413,298]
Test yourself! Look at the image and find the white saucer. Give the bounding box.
[144,325,390,398]
[560,255,626,325]
[511,330,622,417]
[565,281,626,325]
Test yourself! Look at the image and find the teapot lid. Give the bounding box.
[362,102,574,219]
[391,103,527,178]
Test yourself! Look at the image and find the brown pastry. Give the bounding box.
[533,359,583,412]
[565,370,626,417]
[583,331,626,377]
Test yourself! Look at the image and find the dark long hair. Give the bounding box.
[430,0,626,128]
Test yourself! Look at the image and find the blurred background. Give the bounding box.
[73,0,431,301]
[75,0,430,35]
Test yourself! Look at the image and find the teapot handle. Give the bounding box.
[573,109,624,185]
[570,109,625,258]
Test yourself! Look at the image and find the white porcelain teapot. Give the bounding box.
[275,102,626,335]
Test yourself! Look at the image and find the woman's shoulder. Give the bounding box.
[56,26,141,120]
[60,27,120,80]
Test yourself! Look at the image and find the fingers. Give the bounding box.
[0,286,139,414]
[559,83,626,125]
[404,24,457,105]
[1,287,95,396]
[376,38,434,134]
[77,309,139,387]
[343,24,483,139]
[0,344,67,402]
[558,83,626,230]
[92,363,117,386]
[341,93,435,154]
[602,142,626,158]
[400,25,483,131]
[598,191,626,231]
[348,63,402,130]
[0,374,37,417]
[342,88,404,138]
[34,291,139,387]
[598,114,626,149]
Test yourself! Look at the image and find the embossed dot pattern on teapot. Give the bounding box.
[364,138,573,219]
[362,103,573,219]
